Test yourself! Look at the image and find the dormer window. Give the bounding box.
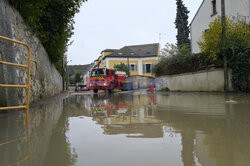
[211,0,217,16]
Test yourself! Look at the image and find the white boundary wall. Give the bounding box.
[157,69,233,92]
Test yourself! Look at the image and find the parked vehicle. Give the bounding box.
[87,68,126,93]
[75,83,88,91]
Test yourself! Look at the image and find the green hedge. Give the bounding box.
[154,53,219,76]
[228,49,250,92]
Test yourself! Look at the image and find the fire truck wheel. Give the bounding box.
[108,82,115,90]
[94,89,98,93]
[120,83,124,91]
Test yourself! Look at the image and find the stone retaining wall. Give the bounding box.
[0,0,62,106]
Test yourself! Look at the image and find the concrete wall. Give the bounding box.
[127,75,154,90]
[156,69,233,92]
[191,0,250,53]
[0,0,62,106]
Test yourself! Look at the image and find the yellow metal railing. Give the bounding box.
[0,35,32,166]
[0,35,32,122]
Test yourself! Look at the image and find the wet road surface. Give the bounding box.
[1,91,250,166]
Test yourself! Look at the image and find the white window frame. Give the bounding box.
[143,63,154,73]
[128,63,137,71]
[211,0,217,16]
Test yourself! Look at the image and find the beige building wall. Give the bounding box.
[98,57,158,77]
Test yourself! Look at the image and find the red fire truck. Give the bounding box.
[87,68,126,93]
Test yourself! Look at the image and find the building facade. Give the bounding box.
[190,0,250,53]
[94,43,160,77]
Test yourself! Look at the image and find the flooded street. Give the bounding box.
[1,91,250,166]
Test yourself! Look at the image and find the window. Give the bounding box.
[128,64,137,71]
[143,64,154,73]
[91,69,105,76]
[211,0,217,16]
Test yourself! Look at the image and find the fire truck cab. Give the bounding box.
[87,68,126,93]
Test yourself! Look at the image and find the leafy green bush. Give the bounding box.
[228,49,250,92]
[198,17,249,61]
[198,17,250,92]
[154,53,215,76]
[8,0,87,74]
[114,63,130,76]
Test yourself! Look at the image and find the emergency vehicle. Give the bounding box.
[87,68,126,93]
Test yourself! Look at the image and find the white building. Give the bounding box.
[81,63,95,84]
[190,0,250,53]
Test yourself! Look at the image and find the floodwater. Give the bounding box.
[0,91,250,166]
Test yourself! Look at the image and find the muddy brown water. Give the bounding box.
[0,91,250,166]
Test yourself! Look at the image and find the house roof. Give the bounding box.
[105,43,159,58]
[190,0,206,26]
[101,49,118,53]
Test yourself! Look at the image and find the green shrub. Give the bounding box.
[164,87,170,91]
[114,63,130,76]
[154,53,215,76]
[228,49,250,92]
[198,17,250,92]
[198,17,249,61]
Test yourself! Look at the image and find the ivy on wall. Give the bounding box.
[8,0,87,74]
[229,49,250,92]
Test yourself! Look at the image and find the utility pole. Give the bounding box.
[221,0,228,91]
[62,58,65,91]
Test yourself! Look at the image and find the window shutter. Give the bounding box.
[135,64,137,71]
[151,64,154,73]
[143,64,146,73]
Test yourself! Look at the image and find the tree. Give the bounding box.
[198,17,249,60]
[161,43,191,57]
[114,63,130,76]
[8,0,87,74]
[74,73,82,83]
[198,17,250,92]
[161,43,178,57]
[174,0,190,46]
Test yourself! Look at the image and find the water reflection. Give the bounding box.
[0,92,250,166]
[0,95,75,166]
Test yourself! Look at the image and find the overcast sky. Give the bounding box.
[67,0,203,65]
